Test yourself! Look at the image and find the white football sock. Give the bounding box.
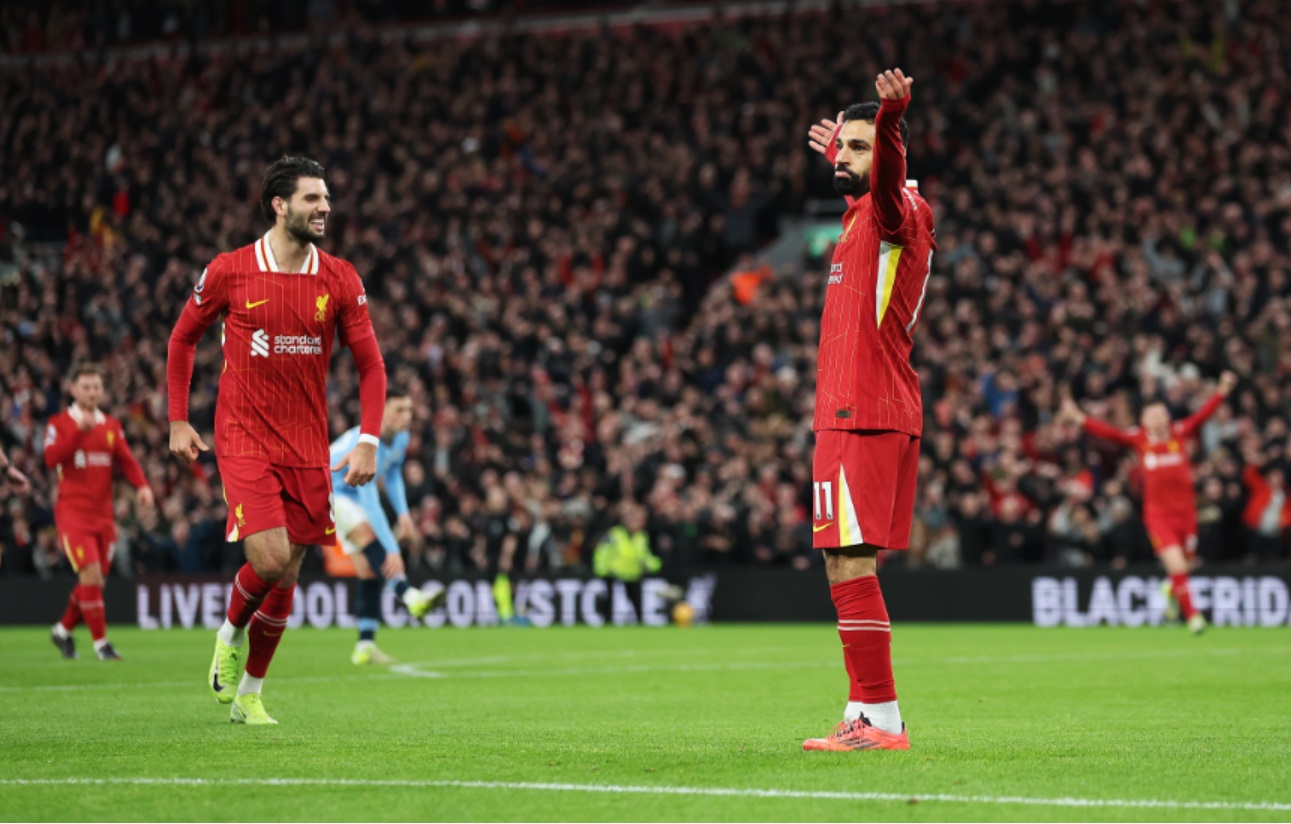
[93,638,110,652]
[52,623,70,639]
[217,620,246,646]
[237,673,264,696]
[845,700,903,735]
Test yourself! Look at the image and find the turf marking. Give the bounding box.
[1,776,1288,813]
[4,645,1286,693]
[390,659,830,679]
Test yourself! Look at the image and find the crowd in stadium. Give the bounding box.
[3,0,1291,580]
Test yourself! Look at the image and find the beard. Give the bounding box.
[285,208,325,243]
[833,168,868,197]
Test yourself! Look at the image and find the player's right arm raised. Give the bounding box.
[167,264,226,464]
[1062,398,1138,448]
[871,68,916,242]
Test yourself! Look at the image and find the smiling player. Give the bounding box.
[168,156,388,725]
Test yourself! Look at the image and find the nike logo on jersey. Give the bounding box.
[813,524,833,533]
[246,299,270,309]
[325,527,336,535]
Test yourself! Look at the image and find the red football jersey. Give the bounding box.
[169,233,375,467]
[816,97,937,436]
[43,406,149,533]
[1082,393,1224,519]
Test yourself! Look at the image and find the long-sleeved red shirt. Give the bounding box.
[816,97,937,435]
[44,406,148,535]
[167,233,386,468]
[1082,393,1224,519]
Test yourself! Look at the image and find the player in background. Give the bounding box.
[799,69,935,752]
[168,156,387,725]
[330,388,442,665]
[1060,371,1237,634]
[44,363,155,660]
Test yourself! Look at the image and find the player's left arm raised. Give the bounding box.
[1176,370,1237,437]
[872,68,916,242]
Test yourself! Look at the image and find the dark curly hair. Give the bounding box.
[844,102,909,149]
[260,155,327,223]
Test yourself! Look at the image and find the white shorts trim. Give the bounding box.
[332,494,370,555]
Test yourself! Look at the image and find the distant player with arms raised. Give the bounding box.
[800,69,935,751]
[168,156,387,724]
[1060,371,1237,634]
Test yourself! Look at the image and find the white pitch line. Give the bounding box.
[0,673,407,694]
[0,777,1287,813]
[389,659,831,680]
[5,645,1287,693]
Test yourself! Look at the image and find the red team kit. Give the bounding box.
[167,233,383,545]
[812,96,936,552]
[1081,393,1225,556]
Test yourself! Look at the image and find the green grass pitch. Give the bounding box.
[2,623,1289,822]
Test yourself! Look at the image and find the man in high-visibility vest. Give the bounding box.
[593,502,661,622]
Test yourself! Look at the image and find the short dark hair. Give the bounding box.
[68,362,103,382]
[386,384,411,401]
[260,155,327,223]
[843,102,909,150]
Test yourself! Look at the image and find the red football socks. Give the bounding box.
[831,575,897,704]
[76,584,107,642]
[227,564,274,628]
[1170,573,1198,621]
[60,588,83,632]
[245,583,295,679]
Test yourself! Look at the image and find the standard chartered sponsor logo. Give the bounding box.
[251,329,270,357]
[274,334,323,355]
[1143,452,1184,470]
[249,329,322,356]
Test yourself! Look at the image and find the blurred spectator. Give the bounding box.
[1241,452,1291,561]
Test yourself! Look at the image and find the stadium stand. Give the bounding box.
[2,0,1288,579]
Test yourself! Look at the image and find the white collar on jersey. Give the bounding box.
[68,405,106,427]
[255,231,319,275]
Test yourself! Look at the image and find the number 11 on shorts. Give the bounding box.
[814,481,834,521]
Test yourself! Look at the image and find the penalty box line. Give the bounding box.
[0,777,1288,812]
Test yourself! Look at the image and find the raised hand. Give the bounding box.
[807,110,844,159]
[1058,398,1087,426]
[1218,370,1238,397]
[876,68,914,101]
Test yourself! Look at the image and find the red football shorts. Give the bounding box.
[812,430,921,550]
[57,523,114,572]
[218,455,335,546]
[1145,511,1197,557]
